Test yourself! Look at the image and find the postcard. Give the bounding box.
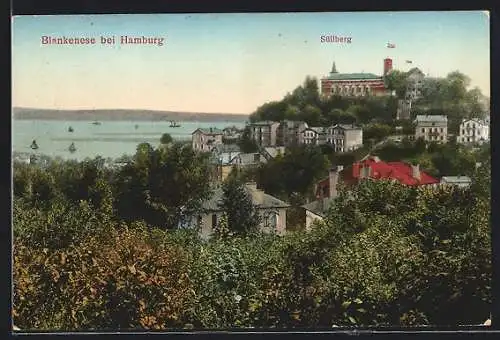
[12,11,491,332]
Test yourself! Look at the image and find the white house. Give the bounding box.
[326,124,363,152]
[414,115,448,143]
[300,127,327,145]
[457,118,489,145]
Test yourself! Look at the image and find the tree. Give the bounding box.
[160,133,173,145]
[114,143,212,229]
[219,177,261,235]
[383,70,408,98]
[257,145,330,202]
[363,123,393,143]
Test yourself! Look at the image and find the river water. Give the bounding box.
[12,119,246,161]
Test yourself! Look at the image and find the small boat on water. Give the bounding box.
[92,121,101,125]
[30,140,39,150]
[69,142,76,153]
[68,126,74,132]
[169,120,181,128]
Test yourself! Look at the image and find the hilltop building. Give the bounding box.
[320,59,392,98]
[326,124,363,152]
[405,67,426,100]
[301,127,327,145]
[414,115,448,143]
[396,68,426,121]
[457,118,489,145]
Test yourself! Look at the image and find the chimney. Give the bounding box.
[329,166,342,198]
[246,182,264,204]
[411,164,421,181]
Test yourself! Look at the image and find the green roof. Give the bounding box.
[192,128,223,135]
[325,73,381,81]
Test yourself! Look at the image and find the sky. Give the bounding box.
[12,11,490,114]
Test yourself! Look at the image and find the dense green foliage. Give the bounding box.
[248,71,488,135]
[113,143,213,229]
[160,133,173,145]
[373,140,488,178]
[254,145,330,203]
[13,143,491,329]
[250,77,396,126]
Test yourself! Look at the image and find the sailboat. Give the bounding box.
[68,142,76,153]
[169,120,181,128]
[68,126,74,132]
[30,140,39,150]
[92,121,101,125]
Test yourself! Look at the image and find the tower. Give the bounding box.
[383,58,393,75]
[331,61,338,74]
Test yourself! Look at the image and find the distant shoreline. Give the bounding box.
[13,107,250,122]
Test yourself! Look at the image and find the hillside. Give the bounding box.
[13,107,249,122]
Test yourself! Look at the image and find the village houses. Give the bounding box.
[192,128,224,152]
[414,115,448,143]
[457,118,489,145]
[245,121,363,152]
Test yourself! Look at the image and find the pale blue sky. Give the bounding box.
[12,11,490,114]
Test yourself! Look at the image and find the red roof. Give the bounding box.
[314,157,439,199]
[350,157,438,186]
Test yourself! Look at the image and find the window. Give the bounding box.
[264,211,278,229]
[421,128,425,133]
[440,128,443,133]
[212,214,217,228]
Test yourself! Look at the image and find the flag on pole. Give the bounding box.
[406,60,413,64]
[387,42,396,48]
